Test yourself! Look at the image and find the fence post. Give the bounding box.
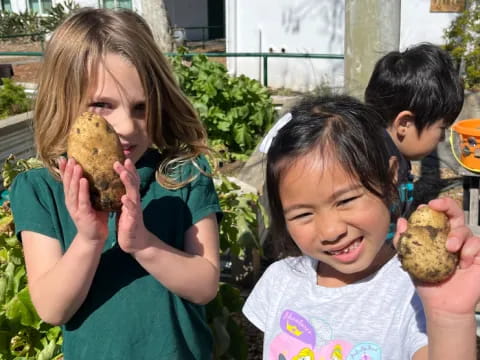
[263,54,268,87]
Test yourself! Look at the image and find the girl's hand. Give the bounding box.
[59,157,109,243]
[394,197,480,315]
[114,159,150,253]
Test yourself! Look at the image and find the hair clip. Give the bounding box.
[259,112,292,153]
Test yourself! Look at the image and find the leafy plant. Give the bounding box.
[444,0,480,90]
[207,174,268,360]
[0,0,79,38]
[2,155,42,189]
[40,0,79,32]
[170,49,276,160]
[0,157,62,360]
[0,79,32,119]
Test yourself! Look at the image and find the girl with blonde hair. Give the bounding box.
[10,7,221,359]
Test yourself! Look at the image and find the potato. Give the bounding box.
[67,112,125,211]
[397,206,458,283]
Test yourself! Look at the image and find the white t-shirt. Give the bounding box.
[243,255,427,360]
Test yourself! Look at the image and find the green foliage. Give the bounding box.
[216,175,267,259]
[0,79,32,119]
[0,158,62,360]
[170,49,276,160]
[0,0,78,37]
[444,1,480,90]
[40,0,80,32]
[2,155,42,189]
[207,174,267,360]
[0,10,40,38]
[207,283,247,360]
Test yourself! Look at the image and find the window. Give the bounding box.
[1,0,12,11]
[102,0,132,10]
[28,0,52,14]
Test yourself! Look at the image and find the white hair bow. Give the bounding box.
[259,112,292,153]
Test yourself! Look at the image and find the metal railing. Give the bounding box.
[0,50,344,87]
[165,52,344,87]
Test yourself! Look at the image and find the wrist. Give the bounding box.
[425,308,476,329]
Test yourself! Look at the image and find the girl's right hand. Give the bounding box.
[58,157,109,243]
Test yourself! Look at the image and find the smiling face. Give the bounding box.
[279,150,394,286]
[87,52,151,164]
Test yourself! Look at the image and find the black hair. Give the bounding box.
[265,94,398,258]
[364,43,464,133]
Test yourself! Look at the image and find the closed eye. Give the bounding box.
[287,212,312,221]
[337,196,360,206]
[90,102,112,109]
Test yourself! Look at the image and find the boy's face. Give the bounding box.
[398,119,447,161]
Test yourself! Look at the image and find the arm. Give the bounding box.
[22,230,104,325]
[22,157,109,325]
[397,198,480,360]
[114,159,220,304]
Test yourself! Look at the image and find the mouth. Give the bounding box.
[121,143,135,155]
[325,238,362,256]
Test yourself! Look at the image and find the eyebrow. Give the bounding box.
[89,96,146,104]
[282,184,363,214]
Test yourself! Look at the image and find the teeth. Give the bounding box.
[327,240,360,255]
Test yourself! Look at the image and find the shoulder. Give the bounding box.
[179,155,213,181]
[10,167,58,198]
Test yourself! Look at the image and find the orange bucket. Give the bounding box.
[451,118,480,171]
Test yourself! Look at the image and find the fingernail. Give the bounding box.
[446,237,460,250]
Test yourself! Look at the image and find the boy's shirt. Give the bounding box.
[384,130,415,240]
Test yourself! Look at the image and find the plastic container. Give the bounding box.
[451,118,480,171]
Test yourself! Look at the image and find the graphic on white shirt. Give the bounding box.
[269,309,381,360]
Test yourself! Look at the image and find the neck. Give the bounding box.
[316,243,396,287]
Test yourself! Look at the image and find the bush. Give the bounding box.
[170,50,276,160]
[0,79,32,119]
[444,0,480,90]
[0,0,79,38]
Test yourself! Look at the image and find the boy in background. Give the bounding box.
[365,42,464,237]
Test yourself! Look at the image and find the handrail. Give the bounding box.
[0,51,43,56]
[164,52,344,87]
[0,51,344,87]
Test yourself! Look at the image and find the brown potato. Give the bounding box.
[397,206,458,283]
[67,112,125,211]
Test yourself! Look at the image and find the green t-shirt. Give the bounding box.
[10,149,222,360]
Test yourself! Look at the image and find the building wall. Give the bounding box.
[226,0,461,91]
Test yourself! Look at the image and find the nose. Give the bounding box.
[109,109,136,137]
[316,210,347,243]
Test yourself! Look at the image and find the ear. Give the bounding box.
[392,111,415,137]
[388,155,399,184]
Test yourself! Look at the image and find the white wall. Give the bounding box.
[400,0,459,50]
[226,0,344,91]
[227,0,462,91]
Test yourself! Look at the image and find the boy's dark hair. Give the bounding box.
[364,43,464,133]
[265,94,398,258]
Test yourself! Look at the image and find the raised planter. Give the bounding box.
[0,111,35,190]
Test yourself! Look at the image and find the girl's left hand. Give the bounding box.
[114,159,151,253]
[395,197,480,316]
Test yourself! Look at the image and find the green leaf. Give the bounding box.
[5,288,41,328]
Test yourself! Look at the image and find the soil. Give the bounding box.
[2,38,479,359]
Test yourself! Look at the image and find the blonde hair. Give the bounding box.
[34,7,211,188]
